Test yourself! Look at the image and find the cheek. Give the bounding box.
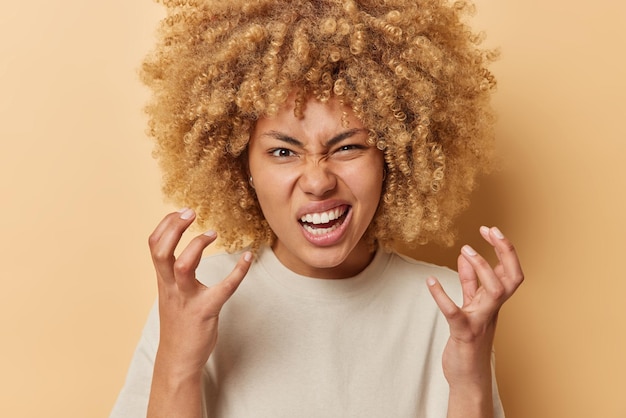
[251,169,294,213]
[348,158,384,201]
[361,176,384,209]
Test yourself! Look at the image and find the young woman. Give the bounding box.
[111,1,523,417]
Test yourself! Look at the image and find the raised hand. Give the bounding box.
[427,226,524,418]
[147,208,252,418]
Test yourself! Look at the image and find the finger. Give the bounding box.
[149,208,192,243]
[479,225,495,246]
[480,225,507,272]
[426,276,463,321]
[149,208,196,284]
[460,245,507,305]
[208,251,254,309]
[172,230,218,292]
[457,254,478,306]
[479,224,507,280]
[483,226,524,291]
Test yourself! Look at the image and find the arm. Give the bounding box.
[146,209,252,418]
[427,226,524,418]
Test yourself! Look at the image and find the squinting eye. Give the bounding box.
[336,144,365,153]
[270,148,295,158]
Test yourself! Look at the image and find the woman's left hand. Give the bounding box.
[427,226,524,417]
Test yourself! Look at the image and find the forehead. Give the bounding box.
[251,95,365,143]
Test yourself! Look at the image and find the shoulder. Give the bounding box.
[387,251,458,281]
[384,250,463,304]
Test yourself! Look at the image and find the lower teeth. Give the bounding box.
[302,222,341,236]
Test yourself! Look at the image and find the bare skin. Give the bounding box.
[146,208,252,418]
[144,98,524,417]
[428,225,524,418]
[247,95,384,279]
[145,213,522,418]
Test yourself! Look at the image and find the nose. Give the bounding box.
[298,160,337,197]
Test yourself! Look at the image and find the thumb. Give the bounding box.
[207,251,253,310]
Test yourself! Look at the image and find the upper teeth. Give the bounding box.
[300,207,346,224]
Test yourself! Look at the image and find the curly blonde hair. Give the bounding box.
[141,0,497,251]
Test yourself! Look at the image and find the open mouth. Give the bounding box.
[299,205,350,236]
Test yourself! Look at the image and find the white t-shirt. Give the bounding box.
[111,247,505,417]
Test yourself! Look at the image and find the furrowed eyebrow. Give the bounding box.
[263,131,303,147]
[325,129,366,147]
[263,128,366,148]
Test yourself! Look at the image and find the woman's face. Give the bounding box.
[248,95,384,279]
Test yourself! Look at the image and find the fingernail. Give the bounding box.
[244,251,253,262]
[427,277,437,286]
[180,208,194,220]
[480,225,490,235]
[462,245,477,257]
[204,230,216,238]
[492,227,505,239]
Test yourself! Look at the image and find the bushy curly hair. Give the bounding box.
[141,0,498,251]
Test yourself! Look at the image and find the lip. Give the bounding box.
[299,205,352,247]
[296,200,351,219]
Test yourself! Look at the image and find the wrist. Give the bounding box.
[153,349,205,385]
[447,384,493,418]
[147,351,205,418]
[443,338,493,383]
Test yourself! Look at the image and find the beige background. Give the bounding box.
[1,1,624,417]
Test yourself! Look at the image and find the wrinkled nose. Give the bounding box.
[298,161,337,197]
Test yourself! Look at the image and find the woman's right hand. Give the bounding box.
[147,208,252,418]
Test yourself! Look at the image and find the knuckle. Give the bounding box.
[147,233,159,249]
[173,259,194,276]
[473,256,490,270]
[445,307,462,320]
[489,284,506,300]
[151,249,171,263]
[501,240,516,254]
[446,308,460,319]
